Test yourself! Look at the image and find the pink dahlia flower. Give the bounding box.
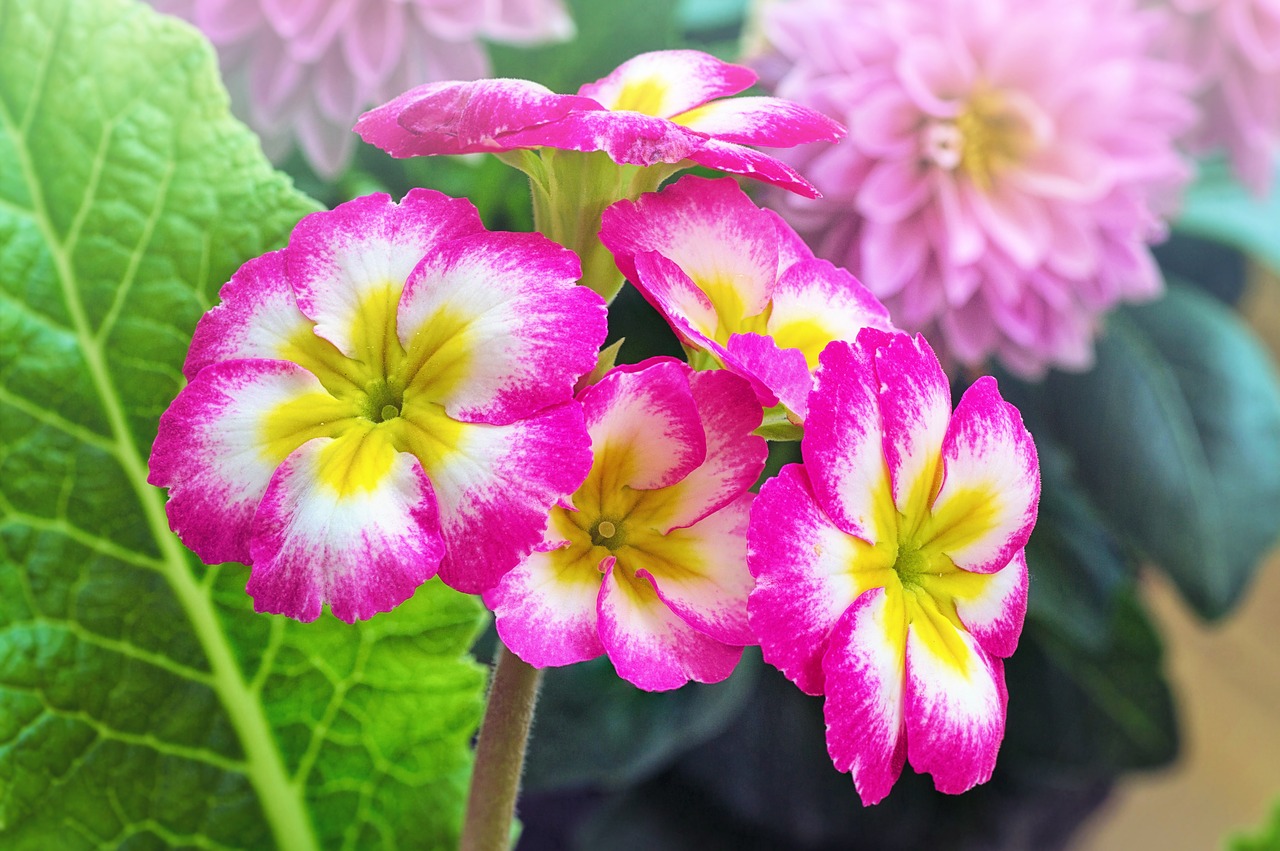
[149,190,607,620]
[749,328,1038,804]
[151,0,574,177]
[600,175,894,421]
[486,358,767,691]
[754,0,1196,376]
[1161,0,1280,193]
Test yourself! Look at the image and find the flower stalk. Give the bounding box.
[461,643,544,851]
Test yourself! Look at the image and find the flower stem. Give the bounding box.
[460,643,543,851]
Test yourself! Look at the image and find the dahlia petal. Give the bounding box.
[671,96,844,147]
[723,333,811,417]
[486,540,607,668]
[625,493,755,646]
[903,604,1007,795]
[872,333,951,530]
[286,190,484,360]
[410,0,485,41]
[397,231,605,424]
[748,464,891,695]
[688,139,822,198]
[600,175,781,317]
[578,360,706,493]
[822,586,908,806]
[393,398,592,594]
[859,219,930,300]
[282,0,358,63]
[767,257,895,369]
[313,49,363,124]
[967,184,1051,270]
[246,427,445,623]
[929,550,1028,659]
[850,87,921,156]
[192,0,263,43]
[355,79,599,157]
[925,377,1039,574]
[578,50,757,117]
[148,359,357,566]
[934,178,986,266]
[340,0,403,84]
[292,102,356,180]
[636,369,766,530]
[247,34,305,116]
[895,38,972,118]
[260,0,327,40]
[598,564,743,691]
[804,335,899,545]
[480,0,576,44]
[857,158,931,222]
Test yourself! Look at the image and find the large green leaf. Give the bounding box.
[0,1,487,848]
[1040,284,1280,619]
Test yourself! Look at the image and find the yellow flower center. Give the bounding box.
[924,88,1038,191]
[259,279,475,495]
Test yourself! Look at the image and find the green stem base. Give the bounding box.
[460,644,543,851]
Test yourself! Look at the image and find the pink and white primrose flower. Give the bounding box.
[1160,0,1280,193]
[748,328,1038,803]
[600,175,894,423]
[357,50,845,300]
[152,0,575,177]
[149,190,607,621]
[754,0,1196,377]
[485,358,767,691]
[357,49,844,194]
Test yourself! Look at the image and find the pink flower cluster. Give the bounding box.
[153,47,1044,805]
[753,0,1197,376]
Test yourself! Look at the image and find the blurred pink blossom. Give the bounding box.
[1161,0,1280,193]
[153,0,574,177]
[753,0,1196,377]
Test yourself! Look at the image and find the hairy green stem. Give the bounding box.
[460,643,543,851]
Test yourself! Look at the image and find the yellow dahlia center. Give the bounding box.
[925,88,1037,190]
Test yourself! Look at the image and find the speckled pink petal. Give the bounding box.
[578,360,706,492]
[903,612,1007,795]
[356,79,600,157]
[486,540,607,668]
[926,377,1040,574]
[598,564,743,691]
[803,332,899,544]
[672,96,844,147]
[246,428,445,623]
[285,190,484,359]
[748,464,874,695]
[579,50,757,117]
[149,359,357,566]
[397,230,606,424]
[822,586,908,806]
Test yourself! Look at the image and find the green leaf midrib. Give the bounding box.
[0,27,319,851]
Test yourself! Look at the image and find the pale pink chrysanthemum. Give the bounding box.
[753,0,1197,377]
[1160,0,1280,194]
[152,0,574,177]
